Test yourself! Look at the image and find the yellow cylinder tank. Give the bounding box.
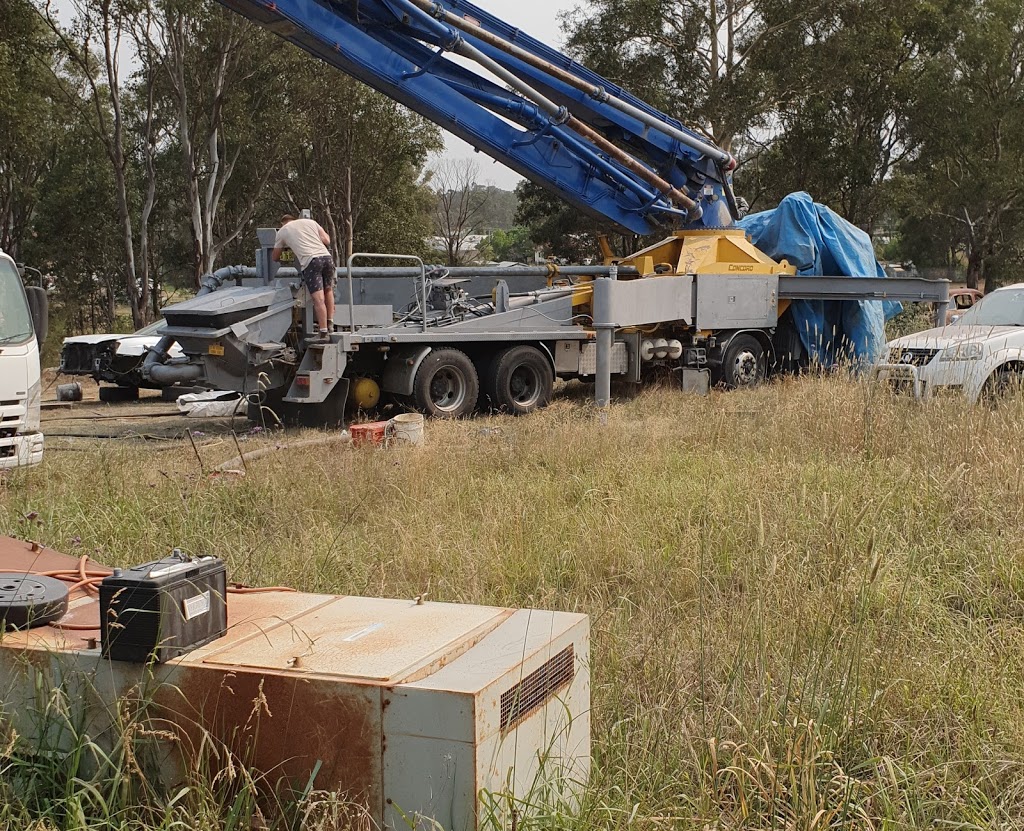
[349,377,381,409]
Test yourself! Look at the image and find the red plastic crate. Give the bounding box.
[350,420,390,446]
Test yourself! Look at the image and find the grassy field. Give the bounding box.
[3,376,1024,829]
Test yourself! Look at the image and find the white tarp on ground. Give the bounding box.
[175,390,242,417]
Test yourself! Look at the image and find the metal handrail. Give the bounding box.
[346,253,427,334]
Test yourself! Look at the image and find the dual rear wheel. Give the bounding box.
[411,345,553,418]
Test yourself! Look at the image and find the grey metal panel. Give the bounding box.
[778,275,949,302]
[621,331,642,382]
[553,340,580,372]
[591,275,694,327]
[334,304,394,327]
[163,285,286,315]
[284,340,349,403]
[680,368,710,394]
[579,342,627,375]
[694,273,778,329]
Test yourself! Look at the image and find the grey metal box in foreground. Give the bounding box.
[0,592,590,831]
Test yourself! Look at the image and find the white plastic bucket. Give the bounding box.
[390,413,425,445]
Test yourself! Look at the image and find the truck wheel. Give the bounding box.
[717,334,767,389]
[482,345,553,415]
[413,348,479,418]
[98,385,140,403]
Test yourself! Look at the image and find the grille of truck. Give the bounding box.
[888,347,939,366]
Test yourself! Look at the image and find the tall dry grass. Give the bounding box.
[2,375,1024,828]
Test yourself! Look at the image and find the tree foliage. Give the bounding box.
[4,0,441,336]
[480,226,536,264]
[276,62,441,263]
[896,0,1024,290]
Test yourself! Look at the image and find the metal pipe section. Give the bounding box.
[408,0,734,168]
[593,263,617,409]
[777,275,949,303]
[453,36,699,218]
[142,264,250,382]
[148,362,204,385]
[320,264,639,279]
[347,253,427,333]
[565,116,699,218]
[445,79,687,212]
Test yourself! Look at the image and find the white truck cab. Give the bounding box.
[0,249,45,468]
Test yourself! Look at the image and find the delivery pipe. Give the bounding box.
[142,265,251,383]
[388,0,699,220]
[408,0,735,169]
[278,265,641,279]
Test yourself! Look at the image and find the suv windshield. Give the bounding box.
[0,258,34,345]
[956,288,1024,326]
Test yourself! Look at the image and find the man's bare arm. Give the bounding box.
[271,245,284,263]
[318,224,331,246]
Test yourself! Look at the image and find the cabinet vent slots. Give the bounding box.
[500,645,575,731]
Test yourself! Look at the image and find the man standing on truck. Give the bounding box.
[272,214,336,341]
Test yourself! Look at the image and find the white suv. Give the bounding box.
[873,283,1024,402]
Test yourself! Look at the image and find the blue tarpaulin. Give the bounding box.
[737,192,900,366]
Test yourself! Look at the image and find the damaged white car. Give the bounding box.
[59,319,185,399]
[873,283,1024,403]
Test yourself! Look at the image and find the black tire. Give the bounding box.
[413,348,479,418]
[981,369,1023,408]
[98,384,140,403]
[716,334,767,389]
[482,345,554,415]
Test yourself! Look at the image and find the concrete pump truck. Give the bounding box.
[140,0,949,424]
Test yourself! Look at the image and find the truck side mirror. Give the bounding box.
[25,286,48,346]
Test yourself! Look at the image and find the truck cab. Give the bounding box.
[0,250,45,468]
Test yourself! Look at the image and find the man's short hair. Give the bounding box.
[280,214,296,225]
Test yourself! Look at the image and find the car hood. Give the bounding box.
[61,334,183,358]
[62,334,125,346]
[888,324,1023,351]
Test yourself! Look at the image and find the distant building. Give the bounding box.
[427,234,489,263]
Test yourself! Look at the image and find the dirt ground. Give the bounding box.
[40,370,247,441]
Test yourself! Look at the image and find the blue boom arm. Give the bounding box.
[216,0,739,234]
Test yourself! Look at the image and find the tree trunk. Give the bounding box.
[345,164,354,263]
[965,247,982,290]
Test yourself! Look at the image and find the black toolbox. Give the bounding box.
[100,550,227,663]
